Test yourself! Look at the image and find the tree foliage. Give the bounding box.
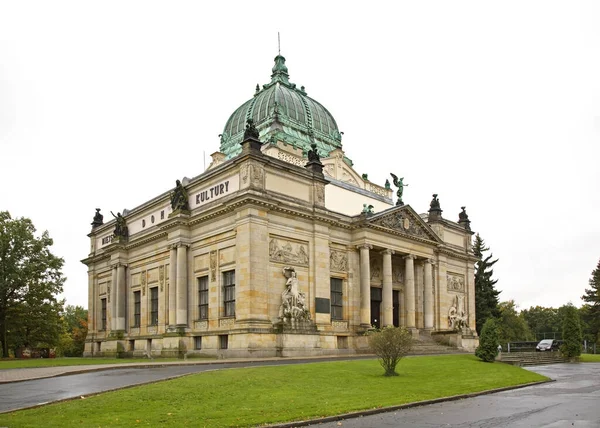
[57,305,88,357]
[496,300,533,343]
[581,258,600,345]
[0,212,65,357]
[520,306,560,339]
[473,234,501,335]
[475,317,499,362]
[368,327,413,376]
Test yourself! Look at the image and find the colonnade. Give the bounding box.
[358,244,435,330]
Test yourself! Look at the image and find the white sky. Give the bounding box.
[1,1,599,311]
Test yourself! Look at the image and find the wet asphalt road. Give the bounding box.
[308,363,600,428]
[0,357,372,414]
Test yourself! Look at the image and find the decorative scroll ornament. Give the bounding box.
[330,250,348,272]
[141,270,147,296]
[448,294,467,331]
[269,238,309,265]
[370,260,381,280]
[279,267,311,322]
[159,266,165,292]
[210,251,217,282]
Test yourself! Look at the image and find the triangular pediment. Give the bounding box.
[365,205,442,243]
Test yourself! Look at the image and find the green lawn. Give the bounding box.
[0,357,185,369]
[580,353,600,362]
[1,355,548,428]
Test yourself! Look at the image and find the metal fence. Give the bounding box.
[501,340,597,354]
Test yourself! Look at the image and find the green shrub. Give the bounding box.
[368,327,413,376]
[475,318,499,362]
[560,304,583,359]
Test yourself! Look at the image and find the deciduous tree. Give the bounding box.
[0,212,65,357]
[496,300,533,343]
[368,327,413,376]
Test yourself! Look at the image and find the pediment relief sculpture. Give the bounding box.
[369,209,437,241]
[447,273,465,292]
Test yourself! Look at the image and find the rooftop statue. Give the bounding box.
[458,206,471,231]
[362,204,374,215]
[91,208,103,228]
[390,173,409,206]
[306,143,321,163]
[170,179,190,212]
[430,194,441,211]
[111,211,128,239]
[243,118,260,141]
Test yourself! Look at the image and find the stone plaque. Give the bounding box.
[447,273,465,292]
[315,298,330,314]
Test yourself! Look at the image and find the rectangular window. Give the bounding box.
[194,336,202,350]
[219,334,228,349]
[101,298,107,330]
[223,270,235,317]
[133,291,141,327]
[150,287,159,325]
[330,278,343,320]
[198,276,209,320]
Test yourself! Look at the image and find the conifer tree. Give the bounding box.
[581,259,600,344]
[473,234,501,335]
[560,304,582,358]
[475,317,499,362]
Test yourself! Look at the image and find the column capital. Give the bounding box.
[380,248,395,256]
[356,244,373,251]
[425,258,436,266]
[403,254,416,261]
[111,262,127,269]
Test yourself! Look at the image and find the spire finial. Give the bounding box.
[278,32,280,55]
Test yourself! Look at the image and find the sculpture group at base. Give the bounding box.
[448,294,467,331]
[279,267,311,324]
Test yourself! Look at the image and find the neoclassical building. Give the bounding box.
[83,55,478,357]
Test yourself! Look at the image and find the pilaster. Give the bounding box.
[358,244,372,328]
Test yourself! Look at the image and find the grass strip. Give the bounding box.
[2,355,548,428]
[580,353,600,362]
[0,357,210,369]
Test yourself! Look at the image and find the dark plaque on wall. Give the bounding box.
[315,298,330,314]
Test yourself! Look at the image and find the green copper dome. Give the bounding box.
[219,55,347,161]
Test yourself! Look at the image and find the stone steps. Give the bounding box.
[498,351,568,366]
[408,335,470,356]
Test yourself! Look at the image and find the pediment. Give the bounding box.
[366,205,442,243]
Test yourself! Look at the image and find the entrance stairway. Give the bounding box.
[497,351,568,366]
[408,333,470,356]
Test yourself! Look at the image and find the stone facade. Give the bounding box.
[82,55,478,358]
[83,137,478,357]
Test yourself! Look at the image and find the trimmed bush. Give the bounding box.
[475,318,499,362]
[368,327,413,376]
[560,304,582,359]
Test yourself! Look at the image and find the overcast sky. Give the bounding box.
[1,1,598,311]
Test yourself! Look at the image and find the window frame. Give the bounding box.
[101,298,107,330]
[198,276,209,320]
[330,277,343,320]
[133,290,141,327]
[222,270,235,318]
[150,287,159,326]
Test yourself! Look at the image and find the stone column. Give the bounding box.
[404,254,416,329]
[381,249,394,327]
[110,265,117,330]
[424,259,434,329]
[358,244,372,327]
[176,244,188,326]
[115,264,126,330]
[168,246,177,326]
[415,260,424,328]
